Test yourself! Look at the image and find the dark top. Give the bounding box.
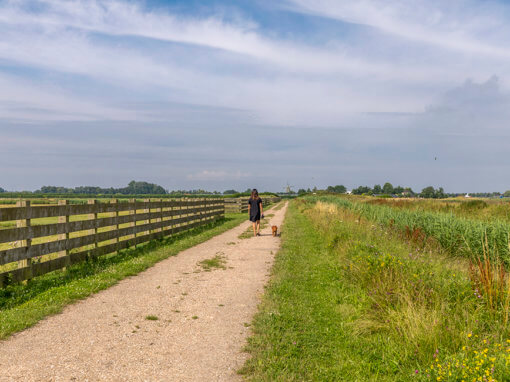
[248,197,263,221]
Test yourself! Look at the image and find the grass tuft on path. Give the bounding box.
[0,213,245,340]
[198,253,227,271]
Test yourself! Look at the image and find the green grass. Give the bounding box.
[145,315,158,321]
[0,213,245,340]
[197,253,227,271]
[241,199,510,381]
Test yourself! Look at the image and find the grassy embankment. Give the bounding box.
[241,199,510,381]
[0,213,245,340]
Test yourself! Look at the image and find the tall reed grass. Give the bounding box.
[310,196,510,264]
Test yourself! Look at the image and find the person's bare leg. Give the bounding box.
[252,222,257,237]
[256,220,260,235]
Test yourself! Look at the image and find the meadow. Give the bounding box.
[242,197,510,381]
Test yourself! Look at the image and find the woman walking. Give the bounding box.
[248,189,263,237]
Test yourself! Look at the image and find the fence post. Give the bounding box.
[112,199,119,254]
[88,200,98,257]
[58,200,70,269]
[129,198,136,243]
[16,200,32,283]
[144,198,150,236]
[158,199,163,235]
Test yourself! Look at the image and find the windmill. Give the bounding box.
[284,182,295,194]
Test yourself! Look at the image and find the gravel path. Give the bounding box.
[0,203,288,382]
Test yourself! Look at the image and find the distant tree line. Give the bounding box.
[0,187,5,193]
[37,181,167,195]
[296,182,456,199]
[168,190,222,195]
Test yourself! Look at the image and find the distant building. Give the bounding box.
[465,193,471,198]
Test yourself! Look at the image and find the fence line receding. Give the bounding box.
[224,197,281,213]
[0,199,224,287]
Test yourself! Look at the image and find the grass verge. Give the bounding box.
[0,213,245,340]
[241,200,510,381]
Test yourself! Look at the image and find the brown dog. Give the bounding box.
[272,225,278,237]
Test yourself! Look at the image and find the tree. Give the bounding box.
[393,186,404,195]
[352,186,371,195]
[298,188,307,195]
[403,187,415,197]
[373,184,382,194]
[326,185,347,194]
[0,187,5,193]
[334,185,347,193]
[421,186,436,198]
[123,181,167,194]
[382,182,394,194]
[223,189,238,195]
[504,190,510,197]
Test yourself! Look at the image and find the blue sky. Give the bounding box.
[1,0,510,192]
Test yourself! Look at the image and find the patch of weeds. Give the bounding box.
[192,315,198,320]
[227,242,236,245]
[218,304,224,307]
[145,315,158,321]
[198,253,227,271]
[173,310,180,313]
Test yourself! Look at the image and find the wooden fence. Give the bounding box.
[224,197,281,213]
[0,199,224,287]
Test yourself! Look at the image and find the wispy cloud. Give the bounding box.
[286,0,510,59]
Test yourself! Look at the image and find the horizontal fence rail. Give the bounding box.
[0,199,224,287]
[224,197,281,213]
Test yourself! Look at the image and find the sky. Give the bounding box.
[1,0,510,193]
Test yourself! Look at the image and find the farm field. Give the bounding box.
[242,197,510,381]
[344,195,510,223]
[312,195,510,264]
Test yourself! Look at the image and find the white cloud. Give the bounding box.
[286,0,510,59]
[2,0,510,125]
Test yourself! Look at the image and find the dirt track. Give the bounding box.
[0,203,287,382]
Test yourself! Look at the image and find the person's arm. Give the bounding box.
[248,200,251,215]
[259,201,263,217]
